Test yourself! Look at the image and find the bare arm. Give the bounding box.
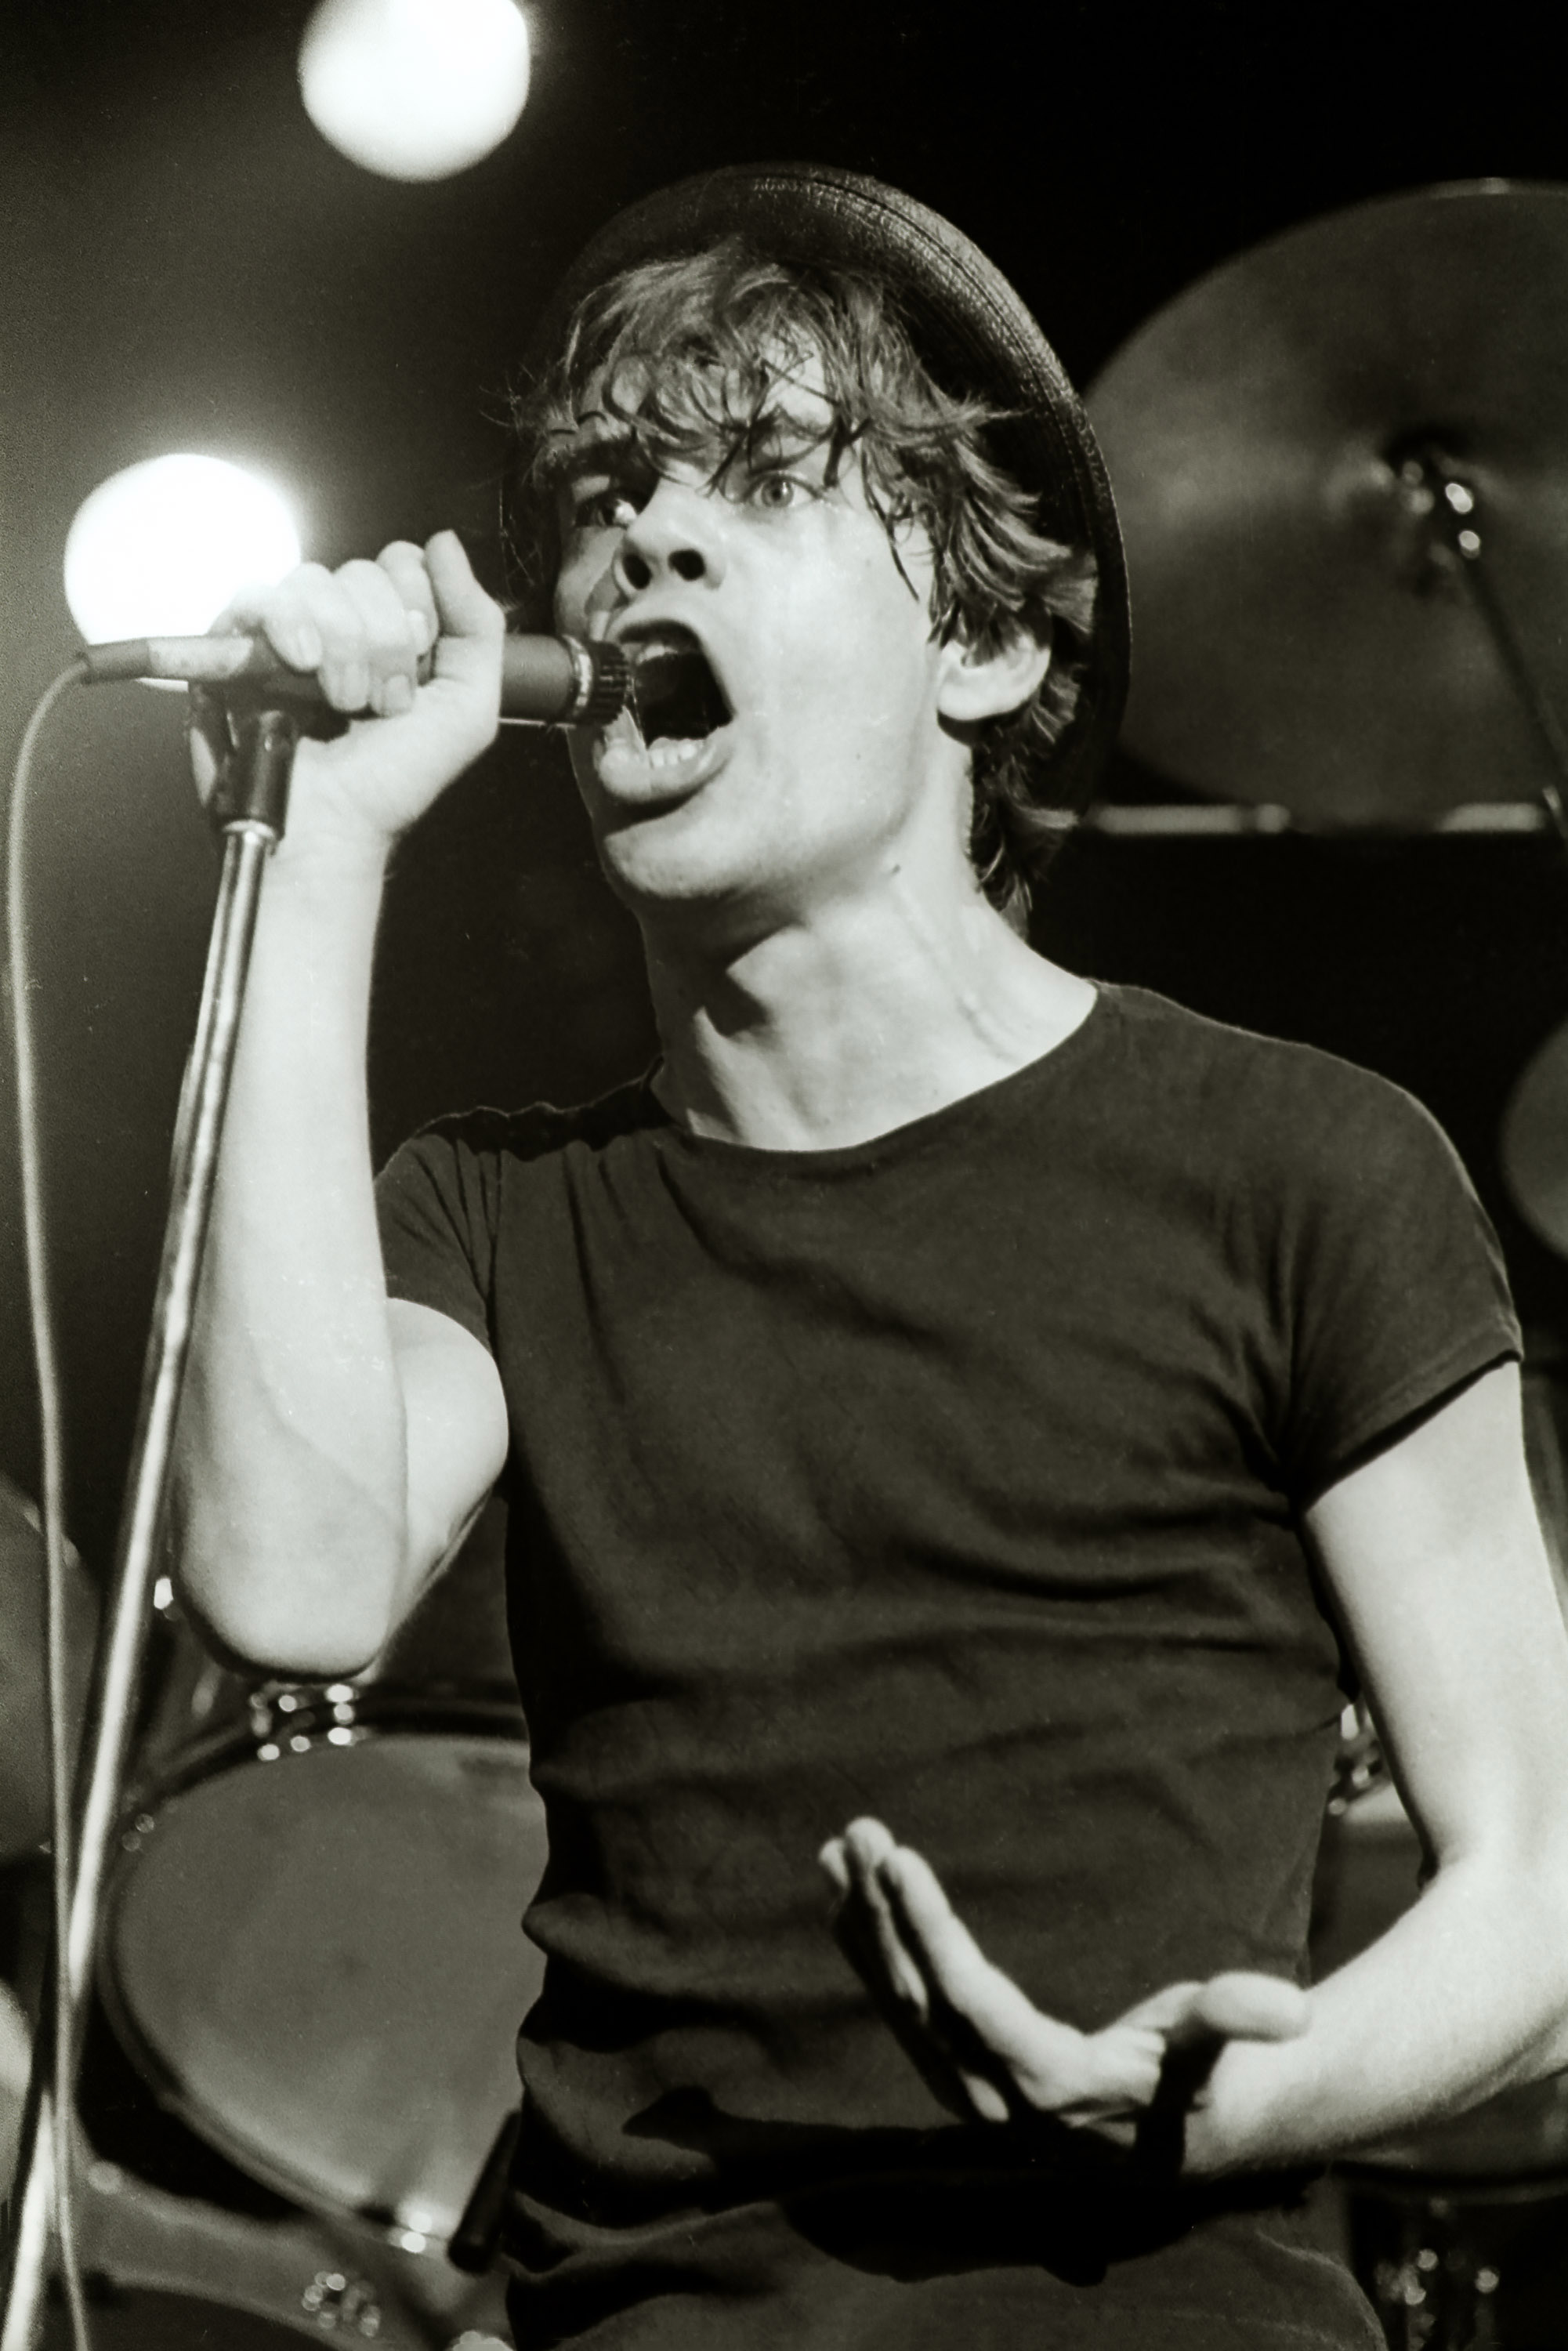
[823,1364,1568,2173]
[172,534,509,1677]
[1186,1357,1568,2170]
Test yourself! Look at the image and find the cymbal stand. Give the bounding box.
[1414,445,1568,845]
[1,705,298,2351]
[1358,2185,1502,2350]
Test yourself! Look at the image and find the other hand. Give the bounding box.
[819,1817,1309,2155]
[188,531,505,860]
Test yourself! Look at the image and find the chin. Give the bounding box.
[600,840,755,923]
[596,828,804,955]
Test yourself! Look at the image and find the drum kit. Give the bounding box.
[1088,176,1568,2350]
[2,1485,538,2345]
[8,171,1568,2351]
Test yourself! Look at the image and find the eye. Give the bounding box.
[569,484,640,532]
[746,471,812,513]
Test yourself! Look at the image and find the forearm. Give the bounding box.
[1185,1841,1568,2175]
[172,825,413,1675]
[168,533,506,1673]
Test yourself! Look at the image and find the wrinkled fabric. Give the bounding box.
[378,984,1517,2346]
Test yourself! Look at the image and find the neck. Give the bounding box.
[639,871,1095,1152]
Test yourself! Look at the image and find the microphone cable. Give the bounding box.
[5,658,95,2351]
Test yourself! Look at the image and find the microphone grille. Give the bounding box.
[575,639,631,726]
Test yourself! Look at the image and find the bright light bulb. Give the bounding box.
[63,456,302,654]
[299,0,531,183]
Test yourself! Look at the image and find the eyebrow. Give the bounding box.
[538,418,644,490]
[536,385,858,505]
[541,411,619,451]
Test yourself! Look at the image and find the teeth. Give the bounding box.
[593,695,727,798]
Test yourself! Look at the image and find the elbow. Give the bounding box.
[176,1581,386,1683]
[1430,1825,1568,2079]
[171,1512,407,1683]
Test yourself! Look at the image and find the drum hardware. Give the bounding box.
[297,2269,383,2336]
[1334,2168,1568,2351]
[1092,185,1568,2331]
[1327,1701,1386,1818]
[48,2147,509,2345]
[1314,1765,1568,2346]
[1316,1358,1568,2346]
[1342,2183,1504,2351]
[1396,439,1568,841]
[1501,1027,1568,1261]
[97,1505,546,2260]
[445,2110,520,2277]
[1082,802,1559,837]
[4,694,302,2350]
[1088,179,1568,830]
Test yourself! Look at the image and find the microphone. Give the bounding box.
[77,632,632,727]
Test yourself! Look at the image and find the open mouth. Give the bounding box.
[626,626,732,744]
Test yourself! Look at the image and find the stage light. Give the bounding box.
[63,455,302,665]
[299,0,531,183]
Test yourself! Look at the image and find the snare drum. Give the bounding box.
[101,1506,547,2247]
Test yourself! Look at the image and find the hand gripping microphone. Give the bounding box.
[77,632,632,727]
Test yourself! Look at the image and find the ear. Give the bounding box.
[935,624,1052,726]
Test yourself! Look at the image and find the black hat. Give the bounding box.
[534,163,1131,808]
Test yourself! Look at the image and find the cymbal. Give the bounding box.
[1088,181,1568,824]
[1502,1020,1568,1255]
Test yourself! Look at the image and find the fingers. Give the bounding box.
[218,556,424,716]
[820,1830,983,2124]
[377,539,440,656]
[819,1824,1312,2158]
[330,557,428,713]
[1115,1980,1208,2034]
[1186,1971,1310,2046]
[425,528,506,649]
[1115,1970,1309,2051]
[877,1838,1052,2069]
[212,534,502,723]
[1073,2020,1167,2107]
[823,1822,1093,2127]
[831,1821,930,2015]
[817,1835,850,1896]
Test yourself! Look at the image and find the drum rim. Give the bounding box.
[92,1973,500,2244]
[100,1694,537,2244]
[121,1684,527,1813]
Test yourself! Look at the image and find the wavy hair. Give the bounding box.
[505,241,1097,909]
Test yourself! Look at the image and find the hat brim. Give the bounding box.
[531,163,1130,809]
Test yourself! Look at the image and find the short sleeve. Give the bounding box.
[1272,1060,1522,1504]
[375,1111,507,1357]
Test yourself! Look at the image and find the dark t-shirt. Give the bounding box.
[375,983,1519,2349]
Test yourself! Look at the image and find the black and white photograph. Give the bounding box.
[5,5,1568,2345]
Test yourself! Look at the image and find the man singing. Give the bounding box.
[175,166,1568,2347]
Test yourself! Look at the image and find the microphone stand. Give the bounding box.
[1,705,299,2351]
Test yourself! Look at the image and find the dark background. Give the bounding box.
[5,0,1568,1578]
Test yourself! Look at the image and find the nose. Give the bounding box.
[613,475,726,596]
